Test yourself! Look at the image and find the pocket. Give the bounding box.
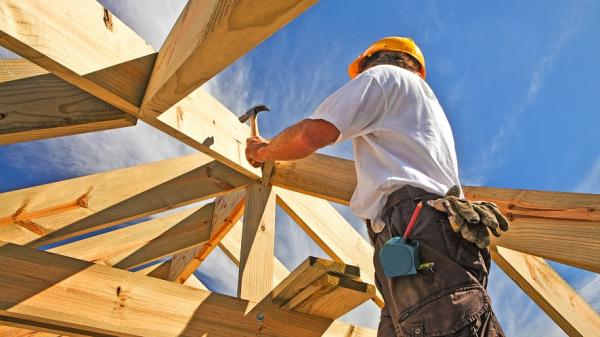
[398,285,490,337]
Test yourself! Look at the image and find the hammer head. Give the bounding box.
[239,104,270,123]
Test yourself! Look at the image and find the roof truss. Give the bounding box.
[0,0,598,336]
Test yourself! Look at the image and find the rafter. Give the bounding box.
[490,246,600,336]
[47,204,213,270]
[0,0,156,114]
[238,183,277,302]
[0,241,345,337]
[0,153,250,247]
[272,153,600,272]
[0,59,135,144]
[140,0,318,116]
[276,187,384,307]
[167,190,246,283]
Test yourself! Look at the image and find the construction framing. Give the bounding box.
[0,1,598,336]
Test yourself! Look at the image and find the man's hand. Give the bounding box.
[245,136,269,168]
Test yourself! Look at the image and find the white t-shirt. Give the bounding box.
[309,65,460,232]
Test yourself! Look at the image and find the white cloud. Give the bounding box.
[463,6,583,184]
[576,156,600,193]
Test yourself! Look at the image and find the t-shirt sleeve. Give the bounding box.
[308,72,386,143]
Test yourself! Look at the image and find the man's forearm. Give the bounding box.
[256,119,339,162]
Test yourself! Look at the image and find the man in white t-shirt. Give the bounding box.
[246,37,505,337]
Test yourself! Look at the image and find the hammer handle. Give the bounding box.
[250,115,261,138]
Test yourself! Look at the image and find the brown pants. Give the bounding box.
[368,186,505,337]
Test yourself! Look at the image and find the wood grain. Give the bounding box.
[141,0,318,116]
[276,187,383,307]
[0,0,155,113]
[491,246,600,337]
[0,153,249,247]
[238,183,276,302]
[168,190,247,283]
[0,241,344,337]
[0,60,135,144]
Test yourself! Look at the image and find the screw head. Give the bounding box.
[256,312,265,322]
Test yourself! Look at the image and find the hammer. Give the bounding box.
[239,104,273,184]
[239,104,270,138]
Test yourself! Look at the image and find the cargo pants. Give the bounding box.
[367,185,505,337]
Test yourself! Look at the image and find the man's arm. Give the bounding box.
[246,118,339,165]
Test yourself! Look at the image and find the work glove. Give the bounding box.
[427,185,510,249]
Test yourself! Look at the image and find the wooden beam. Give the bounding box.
[140,0,318,116]
[272,257,360,307]
[465,186,600,272]
[285,274,375,320]
[0,0,156,114]
[47,203,213,270]
[167,190,246,283]
[0,241,343,337]
[219,219,290,285]
[272,153,356,205]
[238,183,276,302]
[272,154,600,271]
[218,225,377,337]
[0,59,47,82]
[0,59,135,144]
[0,153,250,247]
[276,187,384,307]
[490,246,600,337]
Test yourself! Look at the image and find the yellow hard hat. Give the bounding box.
[348,36,426,79]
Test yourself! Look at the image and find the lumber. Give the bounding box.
[47,204,213,270]
[219,219,290,285]
[0,241,343,337]
[238,183,277,302]
[285,274,375,320]
[272,256,360,307]
[0,326,60,337]
[0,0,156,114]
[0,59,135,144]
[276,187,384,307]
[0,59,47,82]
[168,190,246,283]
[465,186,600,272]
[322,322,376,337]
[490,246,600,337]
[141,0,318,117]
[272,153,356,205]
[272,154,600,271]
[0,153,250,247]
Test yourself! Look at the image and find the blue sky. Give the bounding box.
[1,0,599,335]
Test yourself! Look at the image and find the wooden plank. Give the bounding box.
[0,59,135,144]
[218,229,377,337]
[0,153,250,247]
[0,241,342,337]
[219,219,290,285]
[466,186,600,272]
[0,326,61,337]
[140,0,318,116]
[287,274,375,320]
[490,246,600,337]
[47,204,213,270]
[238,183,276,302]
[0,59,47,82]
[272,154,600,271]
[272,256,360,307]
[276,187,384,307]
[322,322,376,337]
[168,190,246,283]
[0,0,156,114]
[272,153,356,205]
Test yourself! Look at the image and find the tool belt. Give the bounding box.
[370,185,494,336]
